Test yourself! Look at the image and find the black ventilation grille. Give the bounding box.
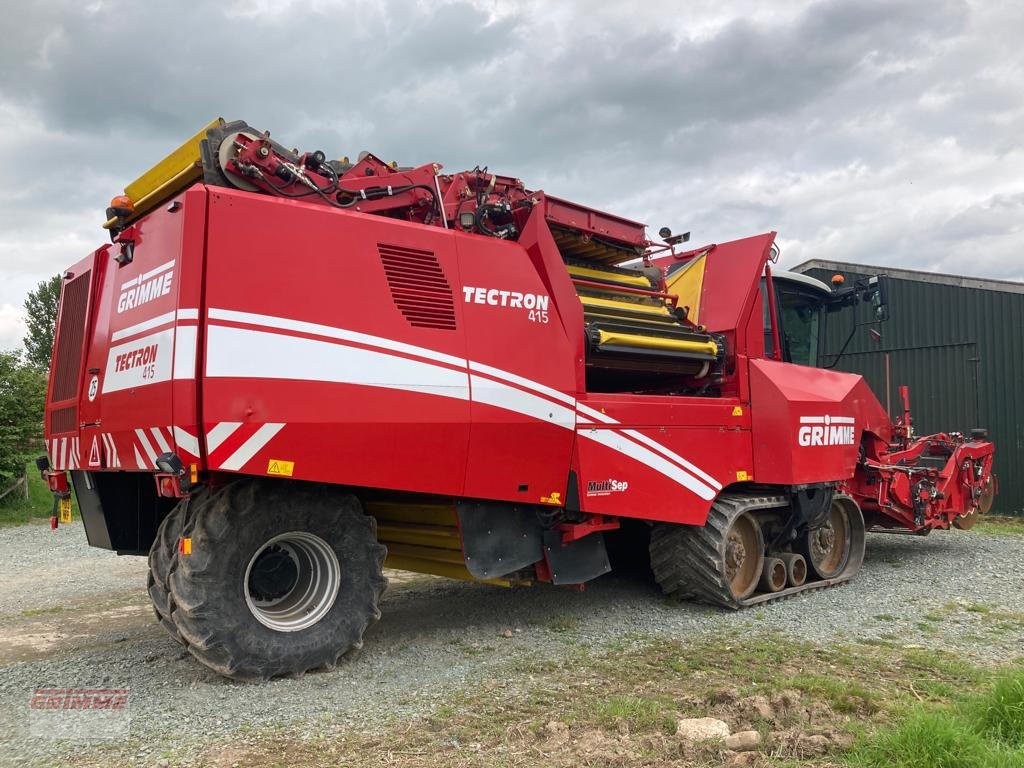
[50,406,77,435]
[51,270,91,403]
[378,244,457,330]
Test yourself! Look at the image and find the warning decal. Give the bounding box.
[88,436,101,467]
[267,459,295,477]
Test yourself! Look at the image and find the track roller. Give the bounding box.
[777,552,807,587]
[758,558,787,593]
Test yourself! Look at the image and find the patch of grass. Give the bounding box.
[593,695,674,733]
[787,672,880,714]
[846,669,1024,768]
[874,614,896,622]
[969,671,1024,746]
[546,616,580,633]
[847,708,1000,768]
[973,516,1024,537]
[0,464,56,527]
[21,604,64,617]
[968,604,995,614]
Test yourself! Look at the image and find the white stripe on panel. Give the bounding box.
[173,325,198,379]
[133,446,147,469]
[220,423,285,471]
[206,325,470,401]
[579,427,716,501]
[208,308,468,370]
[576,403,617,425]
[141,259,175,282]
[176,308,199,321]
[173,427,201,457]
[110,311,176,342]
[620,429,722,490]
[206,422,242,454]
[135,429,158,466]
[468,361,575,407]
[469,375,576,431]
[150,427,172,454]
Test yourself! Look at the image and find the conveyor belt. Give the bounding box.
[562,257,722,377]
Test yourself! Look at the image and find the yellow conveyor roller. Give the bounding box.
[596,329,718,357]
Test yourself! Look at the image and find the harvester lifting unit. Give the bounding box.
[40,119,996,680]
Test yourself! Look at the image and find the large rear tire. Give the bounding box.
[167,479,387,681]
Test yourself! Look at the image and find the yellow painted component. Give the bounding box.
[736,470,750,481]
[266,459,294,476]
[566,264,652,288]
[664,252,708,325]
[58,497,72,524]
[580,294,672,317]
[385,543,465,566]
[376,522,462,551]
[540,491,562,505]
[596,329,718,356]
[732,406,744,416]
[103,118,222,229]
[179,536,192,555]
[384,554,517,586]
[365,501,457,527]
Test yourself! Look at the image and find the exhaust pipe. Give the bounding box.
[778,553,807,587]
[758,557,787,593]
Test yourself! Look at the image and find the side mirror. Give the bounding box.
[869,275,889,321]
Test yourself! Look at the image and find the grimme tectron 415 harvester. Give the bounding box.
[40,119,996,680]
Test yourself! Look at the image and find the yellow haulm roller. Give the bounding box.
[579,294,674,318]
[566,263,653,288]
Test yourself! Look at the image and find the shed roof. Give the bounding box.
[791,259,1024,295]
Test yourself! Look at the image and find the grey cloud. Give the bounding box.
[0,0,1022,350]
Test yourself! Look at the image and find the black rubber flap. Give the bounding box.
[543,530,611,585]
[457,501,544,579]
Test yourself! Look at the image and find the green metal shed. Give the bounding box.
[794,260,1024,516]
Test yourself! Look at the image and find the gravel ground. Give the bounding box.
[1,520,1022,766]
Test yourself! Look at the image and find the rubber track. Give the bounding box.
[650,492,861,609]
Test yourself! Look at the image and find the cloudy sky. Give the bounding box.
[2,0,1022,351]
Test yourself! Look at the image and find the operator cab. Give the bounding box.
[765,270,889,368]
[763,271,830,367]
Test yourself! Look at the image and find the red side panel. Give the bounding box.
[201,188,472,496]
[749,359,891,484]
[44,251,99,470]
[571,395,752,525]
[456,235,578,504]
[46,187,205,474]
[697,232,776,336]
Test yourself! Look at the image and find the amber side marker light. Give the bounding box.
[831,273,845,286]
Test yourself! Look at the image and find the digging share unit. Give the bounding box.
[39,119,996,680]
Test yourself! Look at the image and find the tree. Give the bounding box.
[23,275,62,370]
[0,352,46,486]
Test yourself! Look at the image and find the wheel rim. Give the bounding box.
[244,532,341,632]
[806,502,851,579]
[724,512,764,600]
